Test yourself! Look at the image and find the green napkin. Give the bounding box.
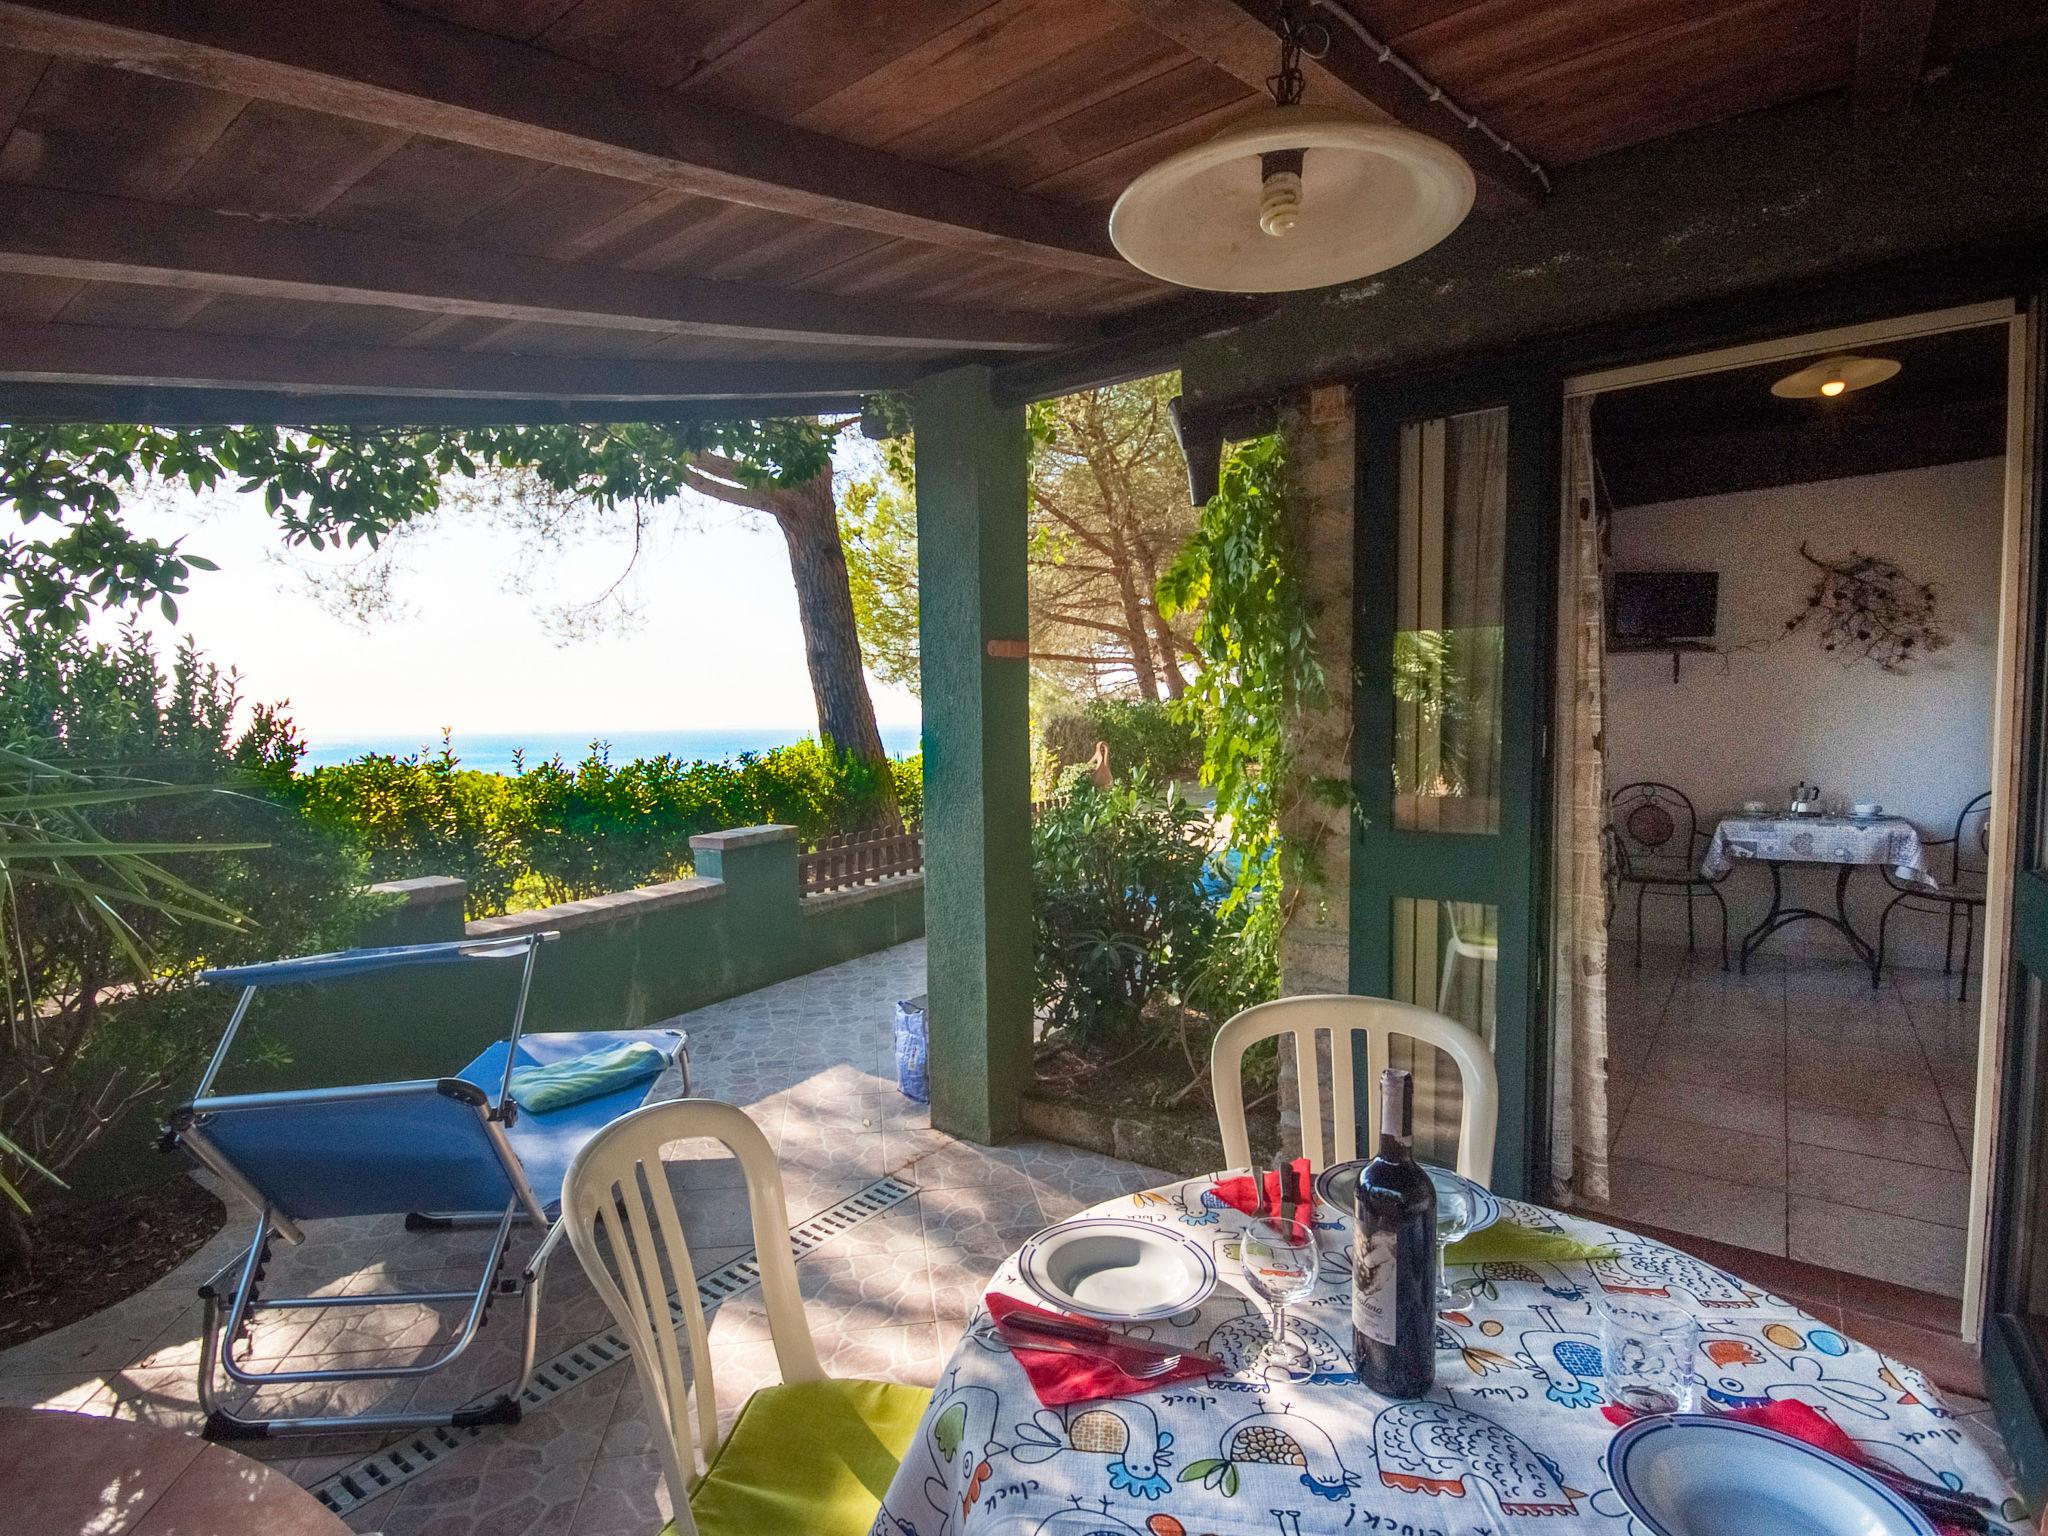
[509,1040,666,1114]
[1444,1220,1616,1266]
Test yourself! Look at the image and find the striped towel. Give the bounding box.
[509,1041,667,1114]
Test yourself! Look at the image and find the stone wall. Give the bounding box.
[1275,384,1356,1159]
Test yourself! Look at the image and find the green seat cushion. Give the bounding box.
[688,1377,931,1536]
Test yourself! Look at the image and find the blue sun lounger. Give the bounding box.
[161,932,690,1440]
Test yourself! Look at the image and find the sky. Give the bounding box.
[89,452,922,748]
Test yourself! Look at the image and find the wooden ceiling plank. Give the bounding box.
[0,382,873,426]
[0,320,926,398]
[1112,0,1544,206]
[795,0,1121,147]
[0,58,244,197]
[0,0,1130,276]
[0,183,1088,350]
[1856,0,1942,122]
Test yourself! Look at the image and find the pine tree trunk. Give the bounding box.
[767,470,893,776]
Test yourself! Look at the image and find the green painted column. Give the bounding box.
[912,365,1032,1145]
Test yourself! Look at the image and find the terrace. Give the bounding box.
[6,1,2048,1532]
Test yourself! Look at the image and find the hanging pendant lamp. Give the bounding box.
[1108,18,1474,294]
[1771,354,1902,399]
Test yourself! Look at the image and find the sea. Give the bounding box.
[298,725,924,774]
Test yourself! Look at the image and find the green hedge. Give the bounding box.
[295,739,923,918]
[1038,698,1204,790]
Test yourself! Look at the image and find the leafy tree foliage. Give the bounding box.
[0,417,893,767]
[1028,375,1198,701]
[836,376,1200,704]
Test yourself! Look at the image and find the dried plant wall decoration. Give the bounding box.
[1783,541,1950,672]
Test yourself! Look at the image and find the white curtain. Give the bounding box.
[1551,397,1613,1204]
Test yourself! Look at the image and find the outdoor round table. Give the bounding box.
[878,1174,2028,1536]
[0,1406,351,1536]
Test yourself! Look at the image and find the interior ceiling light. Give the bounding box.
[1771,354,1902,400]
[1107,14,1474,294]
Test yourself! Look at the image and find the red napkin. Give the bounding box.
[1210,1157,1314,1219]
[985,1292,1216,1406]
[1603,1399,1976,1536]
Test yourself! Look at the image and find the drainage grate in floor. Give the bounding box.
[310,1173,918,1517]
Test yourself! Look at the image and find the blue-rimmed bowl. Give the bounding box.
[1018,1217,1216,1323]
[1611,1414,1937,1536]
[1314,1160,1501,1237]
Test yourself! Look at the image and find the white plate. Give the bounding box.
[1611,1415,1936,1536]
[1018,1218,1216,1323]
[1314,1161,1501,1236]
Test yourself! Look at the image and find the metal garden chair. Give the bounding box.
[1877,790,1991,1001]
[1609,780,1730,971]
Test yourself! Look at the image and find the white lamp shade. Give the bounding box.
[1109,105,1476,293]
[1770,354,1903,398]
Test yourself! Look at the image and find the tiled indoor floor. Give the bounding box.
[1594,940,1978,1300]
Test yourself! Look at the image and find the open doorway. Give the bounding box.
[1560,314,2015,1329]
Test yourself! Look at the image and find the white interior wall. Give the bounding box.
[1604,456,2004,969]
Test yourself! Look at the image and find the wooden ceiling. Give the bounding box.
[0,0,2041,421]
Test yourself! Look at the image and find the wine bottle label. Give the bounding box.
[1352,1228,1398,1348]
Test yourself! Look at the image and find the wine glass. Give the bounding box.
[1427,1167,1475,1311]
[1239,1212,1318,1379]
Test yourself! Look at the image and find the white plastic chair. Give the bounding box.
[1211,995,1499,1185]
[1437,900,1499,1015]
[560,1098,928,1536]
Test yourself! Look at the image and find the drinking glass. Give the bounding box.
[1426,1166,1475,1310]
[1599,1295,1701,1415]
[1239,1212,1319,1379]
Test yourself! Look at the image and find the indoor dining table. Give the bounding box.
[1701,811,1934,982]
[878,1173,2026,1536]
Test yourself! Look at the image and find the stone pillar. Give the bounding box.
[1276,384,1357,1161]
[912,366,1033,1145]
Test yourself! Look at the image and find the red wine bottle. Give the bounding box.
[1353,1067,1437,1398]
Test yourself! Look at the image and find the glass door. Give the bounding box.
[1351,374,1559,1198]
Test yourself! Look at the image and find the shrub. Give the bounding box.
[1037,698,1203,791]
[302,736,924,917]
[0,632,372,1222]
[1032,775,1225,1049]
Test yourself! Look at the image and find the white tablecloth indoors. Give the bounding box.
[1701,813,1934,886]
[878,1174,2026,1535]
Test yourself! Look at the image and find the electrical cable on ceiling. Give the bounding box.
[1306,0,1551,193]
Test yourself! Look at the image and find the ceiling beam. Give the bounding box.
[0,323,924,400]
[0,185,1082,353]
[1116,0,1544,209]
[1854,0,1942,125]
[0,0,1133,279]
[991,295,1274,407]
[0,384,870,427]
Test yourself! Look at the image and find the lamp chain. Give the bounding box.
[1267,8,1307,107]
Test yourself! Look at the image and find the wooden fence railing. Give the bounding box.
[800,824,923,896]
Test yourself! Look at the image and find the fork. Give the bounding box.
[991,1323,1185,1377]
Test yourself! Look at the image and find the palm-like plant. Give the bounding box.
[0,742,255,1219]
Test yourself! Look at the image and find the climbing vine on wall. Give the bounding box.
[1159,434,1347,997]
[1784,541,1951,672]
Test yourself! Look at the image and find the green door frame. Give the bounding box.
[1980,298,2048,1505]
[1349,370,1561,1201]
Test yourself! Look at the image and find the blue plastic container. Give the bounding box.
[893,994,930,1103]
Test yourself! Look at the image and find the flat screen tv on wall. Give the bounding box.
[1609,570,1719,646]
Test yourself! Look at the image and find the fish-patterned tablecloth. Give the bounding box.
[1700,813,1934,885]
[877,1176,2027,1536]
